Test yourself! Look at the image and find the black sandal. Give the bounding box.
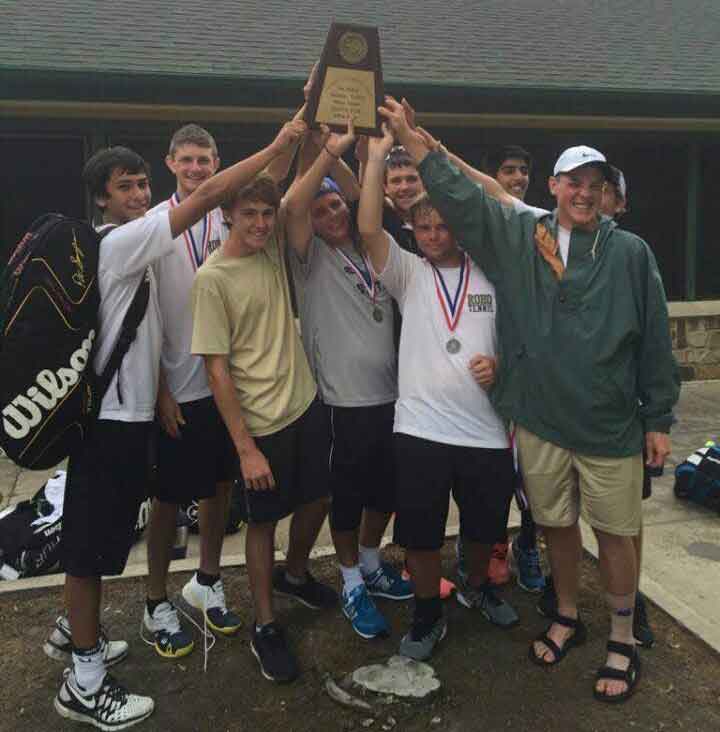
[593,640,642,703]
[529,612,587,667]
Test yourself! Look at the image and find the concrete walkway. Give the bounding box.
[2,382,719,654]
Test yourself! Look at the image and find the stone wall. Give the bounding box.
[669,302,720,381]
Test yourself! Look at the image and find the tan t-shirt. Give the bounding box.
[190,233,316,437]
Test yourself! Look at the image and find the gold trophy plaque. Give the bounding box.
[305,23,384,137]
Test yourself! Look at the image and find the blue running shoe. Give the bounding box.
[510,539,546,594]
[364,562,413,600]
[342,584,390,639]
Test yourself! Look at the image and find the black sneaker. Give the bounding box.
[250,622,299,683]
[634,592,655,648]
[54,670,154,729]
[536,574,558,618]
[272,567,338,610]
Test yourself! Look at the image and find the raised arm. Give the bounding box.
[297,128,360,201]
[168,119,306,239]
[379,96,527,280]
[357,123,395,273]
[265,106,307,185]
[417,131,515,206]
[284,120,356,258]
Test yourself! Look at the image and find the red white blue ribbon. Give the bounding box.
[431,254,470,334]
[169,193,211,271]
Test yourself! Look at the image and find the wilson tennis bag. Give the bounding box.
[0,214,148,469]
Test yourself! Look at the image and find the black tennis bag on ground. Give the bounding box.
[0,470,153,580]
[674,442,720,514]
[0,215,148,469]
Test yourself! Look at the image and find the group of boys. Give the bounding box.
[46,83,677,730]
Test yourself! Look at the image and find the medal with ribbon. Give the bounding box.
[336,246,384,323]
[431,254,470,353]
[169,193,212,271]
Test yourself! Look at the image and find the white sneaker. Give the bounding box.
[54,669,154,730]
[43,615,128,668]
[182,574,242,636]
[142,601,194,659]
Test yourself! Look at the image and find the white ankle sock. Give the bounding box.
[340,564,364,594]
[72,643,105,694]
[359,545,381,577]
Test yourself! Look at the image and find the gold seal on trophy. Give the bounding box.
[338,31,368,64]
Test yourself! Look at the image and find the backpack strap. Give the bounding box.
[96,270,151,402]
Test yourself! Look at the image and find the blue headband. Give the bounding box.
[315,177,342,199]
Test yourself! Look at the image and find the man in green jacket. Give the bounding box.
[379,98,679,703]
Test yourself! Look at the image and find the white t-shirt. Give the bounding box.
[373,234,508,449]
[511,198,549,219]
[149,198,228,404]
[557,225,571,266]
[94,210,175,421]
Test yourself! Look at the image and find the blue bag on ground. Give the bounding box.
[674,442,720,513]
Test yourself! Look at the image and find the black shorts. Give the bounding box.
[61,420,152,577]
[328,402,396,532]
[154,396,236,504]
[394,433,515,551]
[238,398,331,524]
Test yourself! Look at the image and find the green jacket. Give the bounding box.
[419,151,680,457]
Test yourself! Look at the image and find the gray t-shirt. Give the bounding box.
[291,236,398,407]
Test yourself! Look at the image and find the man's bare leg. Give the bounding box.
[632,525,643,586]
[465,540,493,587]
[332,528,359,568]
[246,522,276,625]
[595,529,638,698]
[285,497,330,579]
[145,499,177,601]
[198,481,232,575]
[406,549,441,599]
[533,523,583,661]
[66,575,102,649]
[359,509,392,550]
[358,508,392,575]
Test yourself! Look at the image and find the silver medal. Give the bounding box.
[373,306,384,323]
[446,338,461,354]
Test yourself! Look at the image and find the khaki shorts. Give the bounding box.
[515,425,642,536]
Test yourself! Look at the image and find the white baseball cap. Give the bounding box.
[553,145,611,178]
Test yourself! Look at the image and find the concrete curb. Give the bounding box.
[579,522,720,655]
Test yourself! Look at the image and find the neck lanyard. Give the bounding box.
[170,193,211,271]
[335,246,386,323]
[431,254,471,353]
[336,246,376,303]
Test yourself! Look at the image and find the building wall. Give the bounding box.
[670,304,720,381]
